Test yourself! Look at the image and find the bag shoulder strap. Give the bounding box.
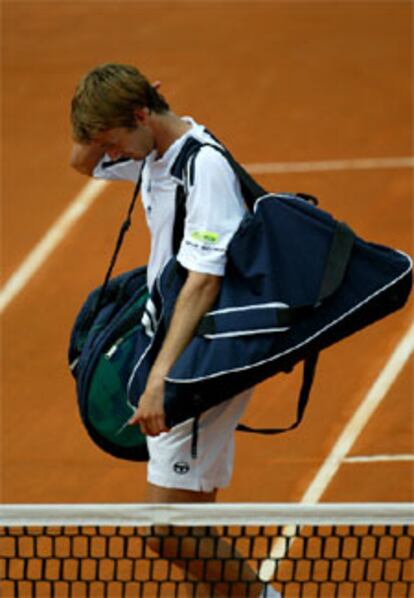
[171,135,267,207]
[170,134,267,255]
[93,162,145,317]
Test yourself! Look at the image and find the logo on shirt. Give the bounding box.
[173,461,190,475]
[191,231,220,245]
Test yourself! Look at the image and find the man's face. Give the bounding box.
[94,124,154,161]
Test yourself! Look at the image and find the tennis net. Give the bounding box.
[0,503,412,597]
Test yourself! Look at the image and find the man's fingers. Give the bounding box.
[142,417,157,436]
[131,413,152,436]
[156,414,170,434]
[128,411,140,426]
[129,411,169,436]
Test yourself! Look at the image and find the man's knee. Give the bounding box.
[145,481,218,503]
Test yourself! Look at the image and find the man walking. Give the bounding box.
[70,63,280,598]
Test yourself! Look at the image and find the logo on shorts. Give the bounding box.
[173,461,190,475]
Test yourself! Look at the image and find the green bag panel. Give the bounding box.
[88,345,145,450]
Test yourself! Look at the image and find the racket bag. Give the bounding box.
[127,192,412,431]
[69,137,412,461]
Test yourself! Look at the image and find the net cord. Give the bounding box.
[0,503,413,527]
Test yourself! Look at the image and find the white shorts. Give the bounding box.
[147,388,253,492]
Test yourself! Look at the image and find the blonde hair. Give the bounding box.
[71,64,170,142]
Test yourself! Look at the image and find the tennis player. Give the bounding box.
[70,63,281,598]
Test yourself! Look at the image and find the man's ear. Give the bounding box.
[133,107,150,124]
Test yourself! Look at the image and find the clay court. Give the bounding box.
[1,0,413,513]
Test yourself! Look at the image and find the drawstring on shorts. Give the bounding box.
[191,414,200,459]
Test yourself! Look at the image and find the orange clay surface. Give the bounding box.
[1,2,412,506]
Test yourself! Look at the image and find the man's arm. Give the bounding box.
[70,141,105,176]
[129,270,221,436]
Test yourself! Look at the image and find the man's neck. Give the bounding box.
[150,112,192,157]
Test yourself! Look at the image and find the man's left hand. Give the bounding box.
[128,378,170,436]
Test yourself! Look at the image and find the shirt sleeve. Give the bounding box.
[93,155,143,182]
[176,146,246,276]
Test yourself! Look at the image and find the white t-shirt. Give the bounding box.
[93,118,246,290]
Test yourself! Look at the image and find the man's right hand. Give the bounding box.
[69,141,106,176]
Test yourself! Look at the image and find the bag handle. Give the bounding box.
[236,352,319,435]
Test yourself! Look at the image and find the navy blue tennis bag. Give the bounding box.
[69,137,412,461]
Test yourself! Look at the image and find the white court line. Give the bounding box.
[259,319,414,582]
[1,156,412,313]
[300,321,414,503]
[343,454,414,463]
[0,179,109,314]
[246,156,414,174]
[126,0,414,4]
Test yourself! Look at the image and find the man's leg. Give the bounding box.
[145,481,217,503]
[143,391,280,597]
[145,482,268,597]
